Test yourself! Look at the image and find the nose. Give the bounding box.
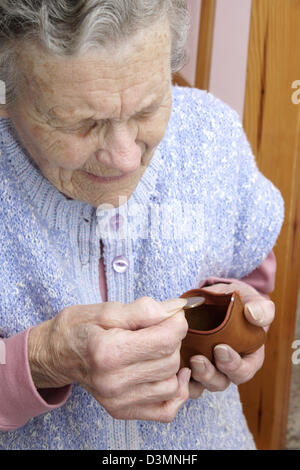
[95,121,142,174]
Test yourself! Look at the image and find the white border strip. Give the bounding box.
[0,80,6,105]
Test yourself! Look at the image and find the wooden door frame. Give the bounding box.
[195,0,216,90]
[239,0,300,450]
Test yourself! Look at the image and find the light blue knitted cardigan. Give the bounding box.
[0,86,284,450]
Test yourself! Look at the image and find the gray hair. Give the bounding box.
[0,0,190,105]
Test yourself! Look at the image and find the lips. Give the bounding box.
[82,171,128,183]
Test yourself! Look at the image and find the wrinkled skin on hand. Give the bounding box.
[28,296,191,422]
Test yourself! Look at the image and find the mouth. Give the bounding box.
[81,171,130,183]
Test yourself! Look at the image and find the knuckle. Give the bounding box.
[160,338,178,356]
[96,377,123,398]
[151,377,178,401]
[137,296,159,314]
[165,376,179,397]
[201,367,215,384]
[54,306,71,332]
[104,384,120,398]
[173,312,189,337]
[232,364,255,385]
[226,355,241,372]
[239,370,255,385]
[182,316,189,335]
[169,350,181,373]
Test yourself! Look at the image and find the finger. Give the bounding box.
[124,296,188,330]
[99,368,191,422]
[188,379,205,399]
[92,344,183,397]
[190,356,230,392]
[109,345,183,392]
[128,309,188,361]
[113,296,188,330]
[97,311,188,368]
[100,375,182,407]
[200,281,259,298]
[200,282,275,328]
[132,367,191,422]
[84,297,187,331]
[244,299,275,327]
[213,344,265,385]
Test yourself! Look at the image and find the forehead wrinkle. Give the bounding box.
[53,100,147,124]
[19,18,171,124]
[49,80,169,124]
[40,42,171,124]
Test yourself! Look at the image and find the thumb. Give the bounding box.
[124,296,188,330]
[96,296,187,330]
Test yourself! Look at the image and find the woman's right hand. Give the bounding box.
[28,297,191,422]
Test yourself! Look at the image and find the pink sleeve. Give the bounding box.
[0,328,72,431]
[198,250,277,298]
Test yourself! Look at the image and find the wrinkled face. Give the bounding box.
[2,19,173,207]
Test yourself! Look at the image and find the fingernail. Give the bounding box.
[247,304,263,323]
[191,358,206,373]
[214,345,231,362]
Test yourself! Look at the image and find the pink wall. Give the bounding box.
[209,0,252,118]
[179,0,252,119]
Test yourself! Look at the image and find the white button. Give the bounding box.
[112,255,129,273]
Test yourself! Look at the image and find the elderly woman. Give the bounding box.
[0,0,283,450]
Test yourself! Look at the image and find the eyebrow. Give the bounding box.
[46,89,168,126]
[46,110,93,126]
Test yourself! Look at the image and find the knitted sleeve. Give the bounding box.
[227,117,284,279]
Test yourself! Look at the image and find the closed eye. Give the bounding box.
[137,108,159,119]
[59,121,99,134]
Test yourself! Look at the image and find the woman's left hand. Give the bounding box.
[187,281,275,399]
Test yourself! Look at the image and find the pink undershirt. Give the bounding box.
[0,247,276,431]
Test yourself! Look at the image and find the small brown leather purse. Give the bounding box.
[179,287,266,367]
